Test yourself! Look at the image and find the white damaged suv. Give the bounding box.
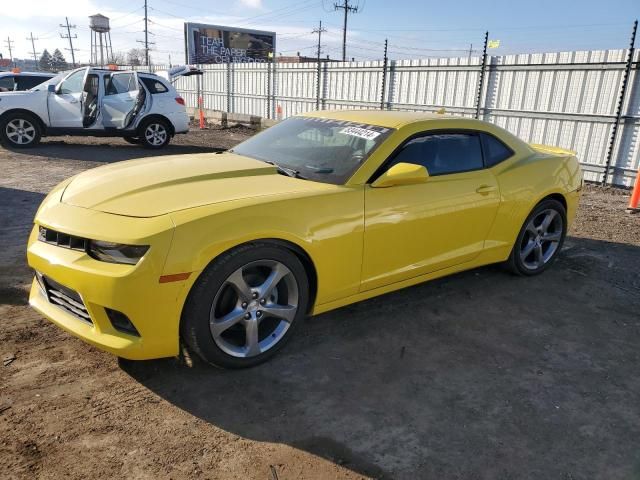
[0,65,201,149]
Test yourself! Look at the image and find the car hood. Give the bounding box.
[61,152,334,217]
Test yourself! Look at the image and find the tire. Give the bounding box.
[181,242,310,368]
[138,118,171,149]
[123,136,140,145]
[506,198,567,276]
[0,112,42,148]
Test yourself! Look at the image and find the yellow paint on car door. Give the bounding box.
[361,168,500,291]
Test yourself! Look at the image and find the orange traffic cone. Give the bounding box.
[627,167,640,213]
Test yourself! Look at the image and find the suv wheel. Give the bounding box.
[0,112,42,148]
[139,119,171,149]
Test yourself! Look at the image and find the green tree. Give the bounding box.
[51,49,67,71]
[39,49,52,71]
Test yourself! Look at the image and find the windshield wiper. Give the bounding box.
[263,161,307,180]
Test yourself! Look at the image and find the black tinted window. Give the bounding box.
[16,75,50,90]
[0,75,15,91]
[481,133,513,167]
[391,133,483,176]
[141,77,169,94]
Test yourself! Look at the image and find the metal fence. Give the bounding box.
[140,48,640,187]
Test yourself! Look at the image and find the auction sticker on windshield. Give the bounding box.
[340,126,381,140]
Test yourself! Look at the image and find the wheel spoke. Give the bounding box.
[520,240,535,260]
[244,318,261,356]
[210,308,245,336]
[261,304,296,323]
[540,210,557,233]
[542,231,561,242]
[534,244,543,266]
[256,263,289,299]
[226,268,252,302]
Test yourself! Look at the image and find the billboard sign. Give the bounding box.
[184,22,276,64]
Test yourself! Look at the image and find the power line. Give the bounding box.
[334,0,359,61]
[60,17,77,67]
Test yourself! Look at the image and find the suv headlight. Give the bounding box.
[87,240,149,265]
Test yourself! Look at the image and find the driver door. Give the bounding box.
[361,131,501,291]
[47,69,88,128]
[102,72,139,129]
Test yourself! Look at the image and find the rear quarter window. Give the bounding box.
[141,77,169,94]
[481,133,514,167]
[16,75,51,90]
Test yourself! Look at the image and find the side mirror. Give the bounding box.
[47,84,56,93]
[371,162,430,188]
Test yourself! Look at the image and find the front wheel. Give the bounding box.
[181,243,310,368]
[506,198,567,276]
[0,113,42,148]
[138,119,171,149]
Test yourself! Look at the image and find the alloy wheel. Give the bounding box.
[519,208,563,270]
[6,119,36,145]
[209,260,299,358]
[144,123,167,146]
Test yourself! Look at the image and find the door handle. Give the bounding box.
[476,185,497,194]
[69,99,79,104]
[124,99,135,102]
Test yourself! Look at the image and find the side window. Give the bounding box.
[16,75,49,90]
[59,70,86,94]
[141,77,169,94]
[389,133,484,176]
[0,75,16,92]
[105,73,136,95]
[481,133,513,167]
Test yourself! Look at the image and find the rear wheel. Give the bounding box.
[0,112,41,148]
[181,243,310,368]
[507,199,567,276]
[138,119,171,149]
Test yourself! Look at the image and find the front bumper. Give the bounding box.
[27,202,191,360]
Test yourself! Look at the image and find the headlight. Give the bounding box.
[87,240,149,265]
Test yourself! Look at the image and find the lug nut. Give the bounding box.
[244,313,251,319]
[260,298,266,305]
[241,302,248,309]
[252,292,258,299]
[256,311,262,318]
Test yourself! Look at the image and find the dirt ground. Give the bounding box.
[1,129,639,480]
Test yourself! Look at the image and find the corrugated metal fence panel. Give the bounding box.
[123,47,639,186]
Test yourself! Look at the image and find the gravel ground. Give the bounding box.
[1,130,639,480]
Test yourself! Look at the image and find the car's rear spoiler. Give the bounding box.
[529,143,576,157]
[157,65,203,83]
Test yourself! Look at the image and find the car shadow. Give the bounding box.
[7,139,225,163]
[120,236,640,479]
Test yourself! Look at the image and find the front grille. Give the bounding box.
[38,273,92,324]
[38,226,88,251]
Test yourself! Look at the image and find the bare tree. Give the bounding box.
[108,51,126,65]
[126,48,145,66]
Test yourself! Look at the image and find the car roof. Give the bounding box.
[0,71,54,77]
[300,109,470,128]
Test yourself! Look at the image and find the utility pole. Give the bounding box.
[468,43,473,63]
[4,37,15,68]
[313,20,327,109]
[60,17,77,67]
[334,0,358,62]
[144,0,150,66]
[27,32,39,69]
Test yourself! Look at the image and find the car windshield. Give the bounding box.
[30,72,66,91]
[231,117,393,184]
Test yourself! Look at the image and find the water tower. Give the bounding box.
[89,14,114,67]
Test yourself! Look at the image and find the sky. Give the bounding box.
[1,0,638,65]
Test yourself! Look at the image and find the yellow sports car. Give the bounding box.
[27,110,582,368]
